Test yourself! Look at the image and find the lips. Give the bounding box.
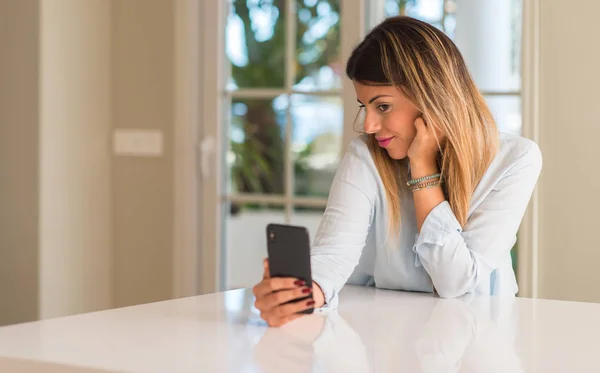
[376,136,394,148]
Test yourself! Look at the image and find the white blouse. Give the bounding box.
[310,133,542,308]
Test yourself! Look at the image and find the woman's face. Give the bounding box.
[353,81,421,160]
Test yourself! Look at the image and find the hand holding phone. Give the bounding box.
[252,224,317,327]
[253,259,315,327]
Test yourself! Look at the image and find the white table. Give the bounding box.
[0,286,599,372]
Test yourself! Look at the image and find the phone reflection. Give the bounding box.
[252,312,372,373]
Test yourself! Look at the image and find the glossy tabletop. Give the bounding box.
[1,286,600,372]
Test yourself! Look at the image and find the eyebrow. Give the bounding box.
[357,95,393,105]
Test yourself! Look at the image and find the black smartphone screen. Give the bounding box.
[266,223,313,314]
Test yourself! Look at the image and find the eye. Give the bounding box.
[358,104,365,109]
[377,104,391,113]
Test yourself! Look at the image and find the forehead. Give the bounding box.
[352,81,402,99]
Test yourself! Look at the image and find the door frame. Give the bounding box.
[173,0,226,297]
[517,0,541,298]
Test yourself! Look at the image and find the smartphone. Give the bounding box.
[266,223,314,314]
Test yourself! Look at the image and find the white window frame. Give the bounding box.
[173,0,539,297]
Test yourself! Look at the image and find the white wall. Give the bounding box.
[39,0,113,318]
[38,0,177,315]
[537,0,600,302]
[0,0,40,326]
[0,0,178,325]
[111,0,175,308]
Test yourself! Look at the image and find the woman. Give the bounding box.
[253,16,542,327]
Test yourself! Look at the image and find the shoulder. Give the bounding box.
[470,133,542,217]
[495,133,543,177]
[334,135,382,197]
[345,134,372,160]
[337,135,377,180]
[474,133,542,200]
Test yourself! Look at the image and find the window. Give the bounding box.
[223,0,346,289]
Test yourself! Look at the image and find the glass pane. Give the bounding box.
[405,0,445,25]
[485,96,521,135]
[291,95,343,197]
[292,206,326,246]
[294,0,341,91]
[225,203,285,290]
[454,0,521,92]
[384,0,400,17]
[443,11,456,37]
[228,97,287,195]
[380,0,522,92]
[226,0,286,89]
[385,0,447,27]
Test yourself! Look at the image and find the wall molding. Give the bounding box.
[518,0,541,298]
[173,0,201,298]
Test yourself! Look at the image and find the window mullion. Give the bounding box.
[228,89,287,98]
[481,91,521,97]
[284,0,296,224]
[341,0,366,151]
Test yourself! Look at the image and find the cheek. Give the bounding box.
[386,112,418,138]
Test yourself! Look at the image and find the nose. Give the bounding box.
[363,111,381,134]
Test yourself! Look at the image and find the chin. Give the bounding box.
[386,148,408,160]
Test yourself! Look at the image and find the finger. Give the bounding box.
[253,277,305,299]
[273,298,316,318]
[263,258,270,280]
[414,116,427,134]
[256,286,312,311]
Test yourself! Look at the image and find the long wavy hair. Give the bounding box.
[346,16,498,228]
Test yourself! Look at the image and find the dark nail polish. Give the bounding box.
[302,287,311,294]
[294,280,306,286]
[306,300,315,306]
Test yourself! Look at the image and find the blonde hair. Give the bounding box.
[346,16,498,228]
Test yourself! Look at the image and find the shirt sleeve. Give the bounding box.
[311,139,375,309]
[413,142,542,298]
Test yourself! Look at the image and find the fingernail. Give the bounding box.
[306,300,315,306]
[302,287,311,294]
[294,280,306,286]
